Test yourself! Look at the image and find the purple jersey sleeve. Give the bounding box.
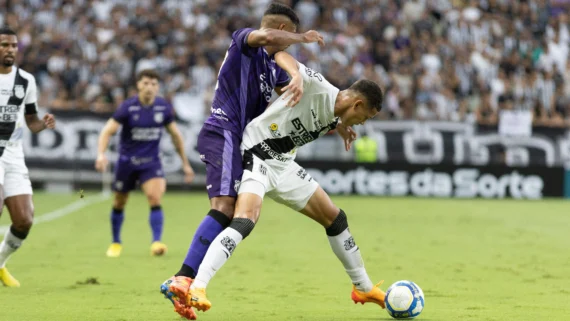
[275,68,291,87]
[232,28,259,57]
[164,102,175,126]
[112,102,129,124]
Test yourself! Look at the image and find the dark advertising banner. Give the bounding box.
[301,162,565,199]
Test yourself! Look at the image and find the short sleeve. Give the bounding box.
[275,68,291,87]
[24,76,38,115]
[232,28,258,57]
[164,103,174,125]
[112,102,129,124]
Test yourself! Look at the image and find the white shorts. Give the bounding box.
[0,156,33,198]
[238,153,319,211]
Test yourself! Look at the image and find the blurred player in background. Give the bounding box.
[95,69,195,258]
[0,27,56,287]
[159,2,326,319]
[185,52,385,313]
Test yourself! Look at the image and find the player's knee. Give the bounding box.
[229,217,256,239]
[113,193,128,209]
[13,212,33,234]
[325,209,349,236]
[210,197,235,218]
[146,193,162,207]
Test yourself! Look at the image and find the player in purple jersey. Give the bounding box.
[95,69,195,258]
[159,3,325,320]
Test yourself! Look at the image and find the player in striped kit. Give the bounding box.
[0,27,56,287]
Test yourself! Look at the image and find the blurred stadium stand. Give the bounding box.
[2,0,570,198]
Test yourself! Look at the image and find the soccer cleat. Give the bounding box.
[106,243,122,257]
[351,281,386,309]
[0,267,20,287]
[160,277,197,320]
[150,241,167,256]
[187,287,212,312]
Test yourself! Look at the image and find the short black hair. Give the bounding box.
[136,69,160,82]
[0,27,16,36]
[264,2,300,29]
[349,80,384,112]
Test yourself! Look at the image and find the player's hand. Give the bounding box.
[95,154,109,173]
[302,30,325,46]
[183,164,195,184]
[337,124,357,151]
[43,114,56,129]
[281,74,303,107]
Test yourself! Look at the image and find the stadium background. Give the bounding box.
[2,0,570,199]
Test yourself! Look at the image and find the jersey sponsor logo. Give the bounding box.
[0,105,20,123]
[131,127,161,141]
[310,108,322,128]
[210,107,229,121]
[0,89,13,97]
[154,105,167,111]
[14,85,25,99]
[269,123,281,138]
[258,141,290,162]
[234,179,241,192]
[259,73,273,102]
[290,118,314,147]
[305,67,323,82]
[128,106,140,111]
[154,112,164,123]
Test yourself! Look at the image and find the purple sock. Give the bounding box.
[176,209,231,278]
[111,208,124,243]
[149,206,164,242]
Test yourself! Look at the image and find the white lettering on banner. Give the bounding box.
[308,167,544,199]
[364,121,565,167]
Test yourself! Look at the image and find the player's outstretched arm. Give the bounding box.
[24,113,55,133]
[95,119,120,173]
[274,51,303,107]
[247,29,324,48]
[165,122,195,183]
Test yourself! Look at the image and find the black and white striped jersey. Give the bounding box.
[241,63,339,165]
[0,67,38,158]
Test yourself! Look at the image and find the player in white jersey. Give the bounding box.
[0,28,56,287]
[180,52,386,315]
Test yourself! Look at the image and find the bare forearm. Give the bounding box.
[172,134,190,166]
[97,133,111,156]
[274,51,300,77]
[250,29,305,47]
[28,119,46,133]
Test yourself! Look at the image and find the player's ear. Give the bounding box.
[353,99,364,111]
[278,23,286,30]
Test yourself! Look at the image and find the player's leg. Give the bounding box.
[161,125,240,319]
[106,160,135,257]
[139,171,167,256]
[186,154,271,312]
[272,163,386,308]
[0,163,32,288]
[174,125,240,278]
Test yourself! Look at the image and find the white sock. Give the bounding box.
[191,227,243,289]
[328,228,374,292]
[0,230,24,268]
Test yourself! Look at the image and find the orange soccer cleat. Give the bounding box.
[351,281,387,309]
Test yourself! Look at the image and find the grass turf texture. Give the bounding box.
[0,192,569,321]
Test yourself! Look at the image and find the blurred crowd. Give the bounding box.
[1,0,570,126]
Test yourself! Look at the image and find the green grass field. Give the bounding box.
[0,192,569,321]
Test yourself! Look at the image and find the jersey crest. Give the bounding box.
[14,85,25,99]
[154,112,163,123]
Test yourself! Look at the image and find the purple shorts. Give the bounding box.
[197,124,243,199]
[113,157,164,193]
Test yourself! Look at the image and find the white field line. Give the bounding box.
[0,192,111,235]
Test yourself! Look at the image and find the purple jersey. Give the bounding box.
[205,28,291,135]
[112,96,174,162]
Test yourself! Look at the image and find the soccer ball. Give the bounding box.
[385,280,425,319]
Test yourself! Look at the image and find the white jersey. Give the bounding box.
[0,67,38,159]
[241,63,339,165]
